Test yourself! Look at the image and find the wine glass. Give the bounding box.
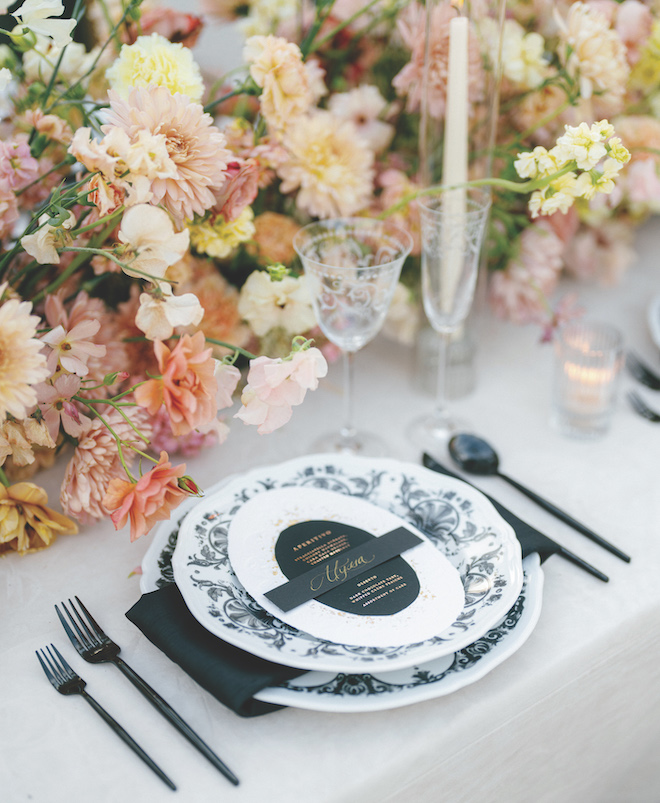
[408,188,491,452]
[294,217,412,455]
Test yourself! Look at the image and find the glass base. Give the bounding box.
[407,408,470,457]
[311,429,391,457]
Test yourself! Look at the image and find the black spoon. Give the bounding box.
[448,433,631,563]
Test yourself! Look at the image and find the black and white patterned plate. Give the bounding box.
[167,454,524,673]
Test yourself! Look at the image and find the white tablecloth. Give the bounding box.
[2,220,660,803]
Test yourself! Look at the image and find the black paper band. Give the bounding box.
[264,526,422,612]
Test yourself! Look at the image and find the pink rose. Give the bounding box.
[625,159,660,206]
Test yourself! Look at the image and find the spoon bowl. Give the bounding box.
[447,432,630,563]
[448,433,500,476]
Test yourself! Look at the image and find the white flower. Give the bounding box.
[135,283,204,341]
[23,36,98,84]
[21,211,76,264]
[238,271,316,337]
[500,19,549,89]
[328,85,394,154]
[12,0,76,48]
[214,361,241,410]
[555,122,608,170]
[118,204,190,282]
[0,67,11,91]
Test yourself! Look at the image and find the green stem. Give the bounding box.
[378,167,576,219]
[307,0,382,53]
[123,334,258,360]
[77,402,136,482]
[0,466,9,487]
[203,86,246,115]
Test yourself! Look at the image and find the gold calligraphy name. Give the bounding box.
[309,553,376,593]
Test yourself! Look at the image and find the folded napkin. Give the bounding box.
[126,584,305,717]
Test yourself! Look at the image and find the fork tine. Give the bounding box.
[55,603,87,651]
[73,595,107,641]
[36,649,58,688]
[49,643,76,679]
[64,598,98,647]
[42,645,67,684]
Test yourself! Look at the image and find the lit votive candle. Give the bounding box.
[553,322,624,438]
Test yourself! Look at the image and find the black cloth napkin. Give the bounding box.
[126,584,306,717]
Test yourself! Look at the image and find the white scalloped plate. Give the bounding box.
[170,453,524,674]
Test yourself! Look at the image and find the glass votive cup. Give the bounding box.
[552,321,624,439]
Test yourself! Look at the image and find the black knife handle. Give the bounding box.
[114,657,239,786]
[498,472,630,563]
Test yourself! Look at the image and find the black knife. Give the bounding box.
[422,453,609,582]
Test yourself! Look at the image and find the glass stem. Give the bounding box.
[340,350,357,446]
[435,330,451,421]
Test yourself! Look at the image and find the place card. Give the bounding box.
[265,523,423,613]
[227,487,465,648]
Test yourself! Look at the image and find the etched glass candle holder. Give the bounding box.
[552,321,624,439]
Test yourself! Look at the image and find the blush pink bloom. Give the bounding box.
[105,86,231,225]
[0,139,39,190]
[148,405,219,456]
[36,374,91,441]
[103,451,191,541]
[616,0,652,64]
[213,159,259,222]
[393,2,483,118]
[135,331,218,437]
[215,361,241,409]
[60,406,151,523]
[41,319,107,377]
[563,222,636,285]
[0,180,19,239]
[234,347,328,434]
[489,223,565,325]
[624,159,660,208]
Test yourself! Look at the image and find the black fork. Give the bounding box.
[626,352,660,391]
[36,644,176,790]
[628,390,660,422]
[56,597,239,786]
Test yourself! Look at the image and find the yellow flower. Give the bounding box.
[188,207,255,259]
[0,283,50,422]
[278,110,375,218]
[0,482,77,555]
[106,33,204,103]
[630,20,660,91]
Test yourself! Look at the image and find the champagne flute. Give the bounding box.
[408,188,491,451]
[294,217,412,455]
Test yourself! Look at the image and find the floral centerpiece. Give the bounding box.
[0,0,644,554]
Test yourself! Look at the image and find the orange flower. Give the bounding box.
[102,452,191,541]
[135,331,217,436]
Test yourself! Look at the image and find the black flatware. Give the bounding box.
[37,644,176,790]
[422,453,609,582]
[628,390,660,422]
[56,597,239,787]
[626,352,660,390]
[447,433,631,564]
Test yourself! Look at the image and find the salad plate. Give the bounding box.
[141,523,541,713]
[169,454,524,673]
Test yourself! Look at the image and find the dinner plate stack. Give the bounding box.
[140,454,544,713]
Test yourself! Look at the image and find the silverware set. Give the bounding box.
[626,351,660,422]
[37,596,239,791]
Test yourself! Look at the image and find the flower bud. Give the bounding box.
[178,475,202,495]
